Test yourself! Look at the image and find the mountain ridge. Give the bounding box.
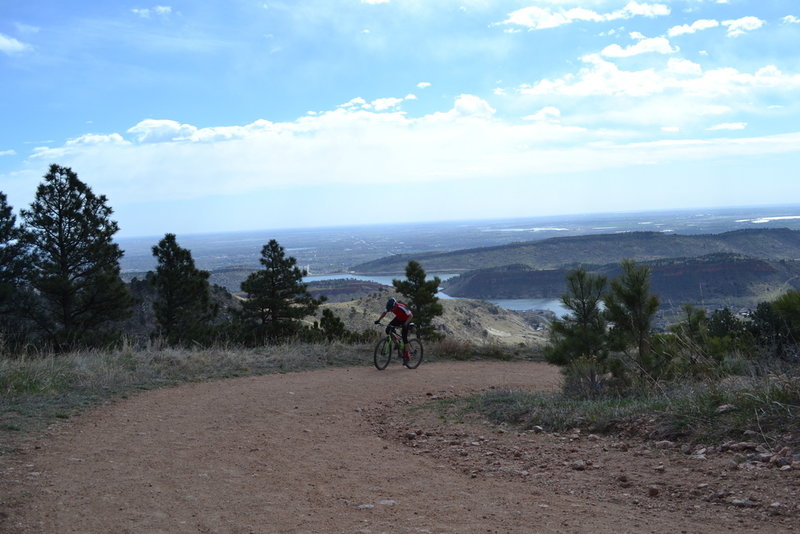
[440,253,800,308]
[350,228,800,275]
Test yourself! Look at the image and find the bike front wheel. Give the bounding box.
[374,338,393,370]
[404,339,424,369]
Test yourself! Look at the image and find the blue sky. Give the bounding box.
[1,0,799,238]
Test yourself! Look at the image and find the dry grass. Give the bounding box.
[0,337,535,453]
[427,337,543,362]
[450,373,800,449]
[0,340,374,452]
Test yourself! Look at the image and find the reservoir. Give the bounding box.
[305,273,568,317]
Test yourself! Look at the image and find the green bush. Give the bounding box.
[562,356,609,400]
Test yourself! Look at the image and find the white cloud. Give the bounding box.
[132,6,173,18]
[502,2,669,30]
[503,7,601,30]
[371,97,405,111]
[186,121,276,143]
[623,1,670,17]
[0,149,17,156]
[67,133,129,146]
[24,96,516,203]
[783,15,800,24]
[417,82,431,89]
[30,134,130,160]
[519,56,800,98]
[524,106,561,122]
[362,0,390,4]
[338,94,415,112]
[707,122,747,131]
[601,37,677,58]
[521,54,665,97]
[340,97,368,109]
[667,19,719,37]
[0,33,31,54]
[21,90,800,216]
[666,58,702,76]
[721,16,764,37]
[127,119,197,143]
[451,94,496,118]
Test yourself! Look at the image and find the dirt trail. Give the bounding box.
[1,362,796,533]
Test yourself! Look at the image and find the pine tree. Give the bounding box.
[603,259,660,365]
[20,164,132,349]
[319,309,346,342]
[393,260,443,340]
[545,267,608,365]
[772,290,800,341]
[0,191,26,313]
[238,239,323,343]
[0,191,34,351]
[152,233,214,346]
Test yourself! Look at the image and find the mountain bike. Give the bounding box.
[374,323,423,370]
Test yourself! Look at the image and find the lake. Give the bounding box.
[305,273,568,316]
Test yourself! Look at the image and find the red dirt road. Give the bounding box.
[2,362,796,533]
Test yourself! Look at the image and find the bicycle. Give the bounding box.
[374,323,423,370]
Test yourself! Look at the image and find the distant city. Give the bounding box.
[117,205,800,277]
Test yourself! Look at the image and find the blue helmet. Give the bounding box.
[386,298,396,311]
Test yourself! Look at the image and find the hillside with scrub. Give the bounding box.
[442,253,800,309]
[351,227,800,274]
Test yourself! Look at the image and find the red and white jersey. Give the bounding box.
[390,301,413,321]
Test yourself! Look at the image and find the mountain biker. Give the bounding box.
[375,297,414,365]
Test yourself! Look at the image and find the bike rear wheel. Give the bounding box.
[374,338,393,370]
[404,338,424,369]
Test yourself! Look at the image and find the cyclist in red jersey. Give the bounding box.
[375,298,414,364]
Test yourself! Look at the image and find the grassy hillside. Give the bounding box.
[350,228,800,274]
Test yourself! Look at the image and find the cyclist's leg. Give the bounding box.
[388,318,404,333]
[400,323,410,345]
[399,321,413,362]
[387,318,410,362]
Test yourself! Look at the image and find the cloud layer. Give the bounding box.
[25,89,800,208]
[502,2,670,30]
[2,1,799,235]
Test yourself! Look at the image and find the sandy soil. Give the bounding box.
[1,361,798,533]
